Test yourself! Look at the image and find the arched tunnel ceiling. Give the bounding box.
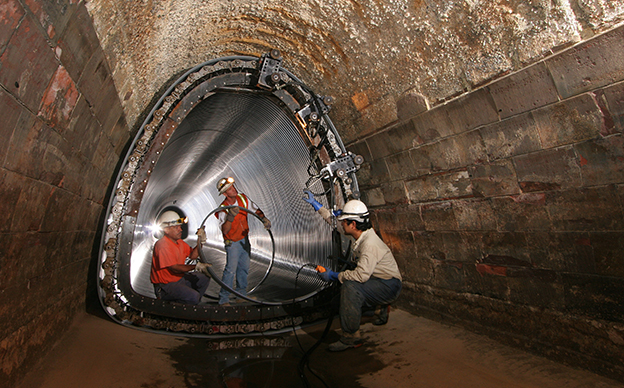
[86,0,624,140]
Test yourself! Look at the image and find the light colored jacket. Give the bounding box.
[319,207,402,283]
[338,228,402,283]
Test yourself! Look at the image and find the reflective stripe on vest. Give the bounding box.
[217,193,249,217]
[237,193,248,209]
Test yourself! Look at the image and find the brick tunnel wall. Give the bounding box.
[0,1,128,387]
[348,26,624,379]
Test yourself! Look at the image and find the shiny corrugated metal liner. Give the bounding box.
[97,52,361,336]
[131,92,332,302]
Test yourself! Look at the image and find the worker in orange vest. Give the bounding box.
[215,177,271,305]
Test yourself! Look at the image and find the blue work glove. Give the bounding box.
[320,270,339,282]
[332,209,342,217]
[316,266,339,282]
[303,189,323,211]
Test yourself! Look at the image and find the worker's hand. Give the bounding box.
[319,270,339,282]
[195,262,212,276]
[303,189,323,211]
[226,206,239,222]
[316,266,339,282]
[261,216,271,230]
[196,227,207,244]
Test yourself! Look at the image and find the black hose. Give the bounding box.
[293,263,335,388]
[198,204,279,305]
[298,309,334,388]
[295,177,342,387]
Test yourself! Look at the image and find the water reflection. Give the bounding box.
[167,334,306,387]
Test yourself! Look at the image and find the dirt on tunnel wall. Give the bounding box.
[350,25,624,379]
[85,0,624,136]
[1,0,624,387]
[0,1,129,387]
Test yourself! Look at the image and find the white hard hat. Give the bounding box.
[217,177,235,194]
[158,211,188,227]
[337,200,369,222]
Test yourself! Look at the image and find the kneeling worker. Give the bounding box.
[151,211,212,304]
[303,190,402,351]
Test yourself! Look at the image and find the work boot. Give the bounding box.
[328,339,363,352]
[329,330,363,352]
[373,305,390,326]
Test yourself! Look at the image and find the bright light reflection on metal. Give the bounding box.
[128,92,333,303]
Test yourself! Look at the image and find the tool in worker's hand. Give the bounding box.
[316,265,338,282]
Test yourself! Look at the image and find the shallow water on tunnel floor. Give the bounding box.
[163,318,377,388]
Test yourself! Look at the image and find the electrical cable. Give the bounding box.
[293,176,344,388]
[305,175,332,197]
[298,308,335,388]
[292,263,334,388]
[292,263,316,347]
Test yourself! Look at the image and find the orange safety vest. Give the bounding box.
[216,193,250,242]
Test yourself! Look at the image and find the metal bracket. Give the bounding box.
[256,49,283,89]
[320,152,364,180]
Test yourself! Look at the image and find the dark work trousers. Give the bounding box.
[155,272,210,304]
[339,277,402,340]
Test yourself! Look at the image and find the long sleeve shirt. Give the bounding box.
[338,228,402,283]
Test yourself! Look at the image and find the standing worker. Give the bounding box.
[151,211,211,304]
[216,177,271,306]
[303,190,402,351]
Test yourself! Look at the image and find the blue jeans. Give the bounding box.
[155,272,210,304]
[219,237,251,304]
[340,277,402,337]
